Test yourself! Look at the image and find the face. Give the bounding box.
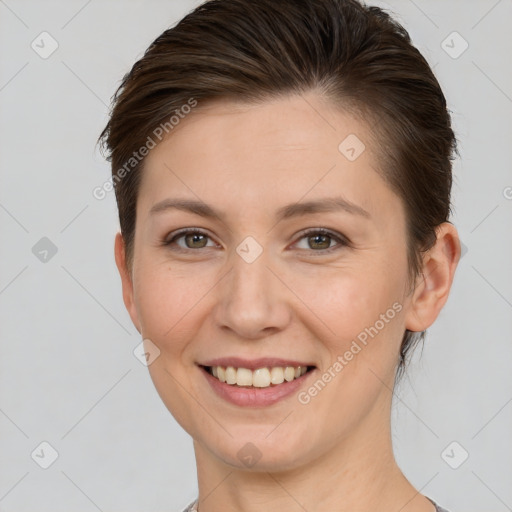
[115,92,450,471]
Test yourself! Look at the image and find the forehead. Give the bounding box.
[138,93,399,226]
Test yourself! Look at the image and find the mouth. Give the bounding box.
[196,357,318,407]
[199,364,316,388]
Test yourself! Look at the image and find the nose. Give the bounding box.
[213,246,292,340]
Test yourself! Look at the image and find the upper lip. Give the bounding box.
[199,357,315,371]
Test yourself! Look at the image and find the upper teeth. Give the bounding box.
[210,366,308,387]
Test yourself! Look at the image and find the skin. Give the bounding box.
[114,91,460,512]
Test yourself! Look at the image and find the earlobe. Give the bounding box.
[114,232,142,334]
[404,222,461,333]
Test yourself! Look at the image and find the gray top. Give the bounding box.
[427,497,451,512]
[181,497,450,511]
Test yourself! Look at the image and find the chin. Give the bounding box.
[200,428,315,473]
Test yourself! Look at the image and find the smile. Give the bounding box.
[203,365,312,388]
[197,357,317,406]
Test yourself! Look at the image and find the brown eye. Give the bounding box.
[164,229,215,250]
[293,228,347,253]
[307,233,332,250]
[183,232,208,249]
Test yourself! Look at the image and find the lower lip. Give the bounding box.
[199,366,314,407]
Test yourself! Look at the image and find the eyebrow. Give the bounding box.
[149,196,371,221]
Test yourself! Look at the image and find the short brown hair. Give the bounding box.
[98,0,458,377]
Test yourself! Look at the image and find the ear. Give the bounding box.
[404,222,461,333]
[114,232,142,334]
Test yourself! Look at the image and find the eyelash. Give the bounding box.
[163,227,348,255]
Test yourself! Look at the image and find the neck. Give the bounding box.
[192,398,434,512]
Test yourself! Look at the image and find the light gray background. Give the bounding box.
[1,0,511,511]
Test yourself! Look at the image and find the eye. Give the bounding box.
[293,228,347,253]
[163,228,217,250]
[163,227,348,254]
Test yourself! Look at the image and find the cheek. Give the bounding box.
[290,262,406,383]
[295,272,405,418]
[132,260,209,349]
[298,266,402,338]
[131,262,210,430]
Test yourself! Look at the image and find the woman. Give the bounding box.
[98,0,461,511]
